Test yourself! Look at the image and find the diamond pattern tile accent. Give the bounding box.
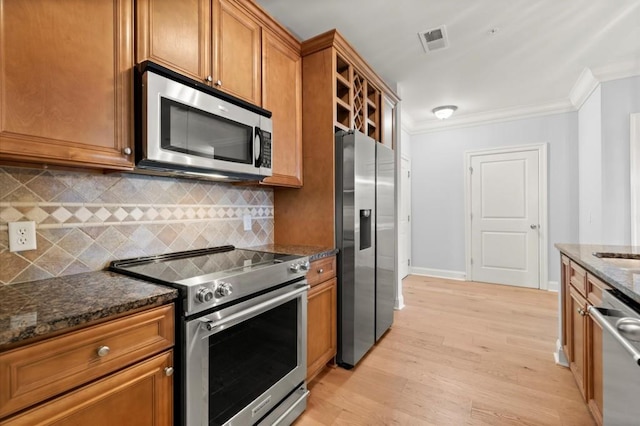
[25,207,49,223]
[113,207,128,221]
[129,207,144,221]
[0,206,23,222]
[52,207,73,223]
[94,207,111,222]
[74,207,93,222]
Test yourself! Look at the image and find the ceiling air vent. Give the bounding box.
[418,25,449,52]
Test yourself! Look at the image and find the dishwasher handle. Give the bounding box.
[589,305,640,366]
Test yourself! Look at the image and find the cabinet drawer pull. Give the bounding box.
[97,346,110,357]
[317,268,324,274]
[164,367,174,377]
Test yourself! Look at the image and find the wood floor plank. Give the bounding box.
[294,276,595,426]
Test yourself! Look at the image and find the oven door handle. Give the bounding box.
[589,305,640,366]
[198,284,309,336]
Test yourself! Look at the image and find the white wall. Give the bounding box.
[410,112,579,284]
[401,128,411,158]
[601,76,640,244]
[578,86,603,243]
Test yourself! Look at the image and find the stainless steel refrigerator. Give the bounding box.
[335,130,396,368]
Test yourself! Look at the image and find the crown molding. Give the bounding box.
[402,58,640,135]
[569,68,599,109]
[404,98,575,135]
[592,58,640,82]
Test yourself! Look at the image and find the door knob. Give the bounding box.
[530,224,538,229]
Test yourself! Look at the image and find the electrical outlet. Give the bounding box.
[243,214,252,231]
[8,221,37,252]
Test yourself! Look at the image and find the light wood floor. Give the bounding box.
[294,275,595,426]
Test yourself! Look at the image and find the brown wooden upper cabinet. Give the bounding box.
[0,0,135,170]
[137,0,262,106]
[260,29,303,187]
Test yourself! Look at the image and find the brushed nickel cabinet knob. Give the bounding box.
[205,75,213,82]
[97,346,110,357]
[164,367,174,376]
[122,147,132,155]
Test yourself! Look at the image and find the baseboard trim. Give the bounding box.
[554,339,569,367]
[547,280,559,292]
[394,295,405,310]
[410,267,466,281]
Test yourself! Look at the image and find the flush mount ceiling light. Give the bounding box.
[432,105,458,120]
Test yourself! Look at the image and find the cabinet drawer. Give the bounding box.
[307,256,337,287]
[569,261,587,297]
[587,274,610,306]
[0,305,174,418]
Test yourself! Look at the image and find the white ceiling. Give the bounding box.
[256,0,640,133]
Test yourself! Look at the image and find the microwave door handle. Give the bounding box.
[254,127,262,167]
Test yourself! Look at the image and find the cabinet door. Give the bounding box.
[260,30,302,187]
[214,0,261,105]
[568,285,588,399]
[136,0,211,83]
[587,315,604,426]
[307,278,337,382]
[1,351,173,426]
[0,0,134,170]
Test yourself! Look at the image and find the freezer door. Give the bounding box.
[376,143,396,341]
[335,131,376,367]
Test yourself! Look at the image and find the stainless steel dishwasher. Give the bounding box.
[589,290,640,426]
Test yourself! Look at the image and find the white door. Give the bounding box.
[470,150,540,288]
[399,156,411,278]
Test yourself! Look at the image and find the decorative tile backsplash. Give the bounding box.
[0,166,274,285]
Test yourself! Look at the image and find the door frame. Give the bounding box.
[464,143,549,290]
[631,113,640,246]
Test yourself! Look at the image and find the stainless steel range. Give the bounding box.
[110,246,310,426]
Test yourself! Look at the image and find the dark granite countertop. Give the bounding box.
[244,244,338,262]
[555,244,640,306]
[0,271,177,349]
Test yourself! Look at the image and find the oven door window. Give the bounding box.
[209,298,298,425]
[160,97,253,164]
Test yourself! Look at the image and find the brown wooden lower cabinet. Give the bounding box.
[0,305,175,425]
[306,256,337,382]
[561,256,609,426]
[1,351,173,426]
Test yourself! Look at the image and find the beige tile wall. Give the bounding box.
[0,166,274,284]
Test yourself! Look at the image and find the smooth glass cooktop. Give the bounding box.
[111,247,300,284]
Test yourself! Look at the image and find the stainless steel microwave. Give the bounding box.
[136,61,272,181]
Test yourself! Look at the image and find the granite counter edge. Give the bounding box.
[555,244,640,306]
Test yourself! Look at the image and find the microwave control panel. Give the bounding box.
[261,131,272,168]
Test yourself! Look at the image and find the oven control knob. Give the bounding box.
[299,261,310,272]
[289,263,301,273]
[196,287,215,303]
[215,282,233,298]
